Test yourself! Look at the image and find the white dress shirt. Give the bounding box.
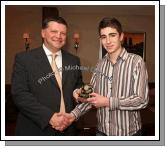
[43,44,62,78]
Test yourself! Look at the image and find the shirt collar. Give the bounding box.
[42,44,62,57]
[119,48,128,61]
[104,48,128,62]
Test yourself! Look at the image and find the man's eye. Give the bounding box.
[51,31,58,33]
[110,34,116,37]
[61,32,66,36]
[101,36,106,39]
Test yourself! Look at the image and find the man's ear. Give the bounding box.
[41,29,45,38]
[120,32,124,42]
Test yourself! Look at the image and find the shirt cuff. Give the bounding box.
[71,107,82,121]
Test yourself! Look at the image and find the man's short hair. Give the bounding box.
[98,17,123,35]
[42,17,68,29]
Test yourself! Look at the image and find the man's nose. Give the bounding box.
[106,37,111,43]
[55,32,61,38]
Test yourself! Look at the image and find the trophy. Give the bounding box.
[79,84,93,99]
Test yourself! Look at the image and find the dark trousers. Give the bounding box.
[96,130,107,136]
[132,129,142,136]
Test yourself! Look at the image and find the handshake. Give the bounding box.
[49,112,75,132]
[49,84,93,132]
[49,84,108,132]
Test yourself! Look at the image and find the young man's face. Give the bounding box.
[41,21,67,52]
[100,27,123,55]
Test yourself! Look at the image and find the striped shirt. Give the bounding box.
[72,48,149,136]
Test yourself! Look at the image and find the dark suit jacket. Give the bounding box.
[11,47,83,136]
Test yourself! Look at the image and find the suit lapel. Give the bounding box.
[62,50,69,86]
[34,47,59,87]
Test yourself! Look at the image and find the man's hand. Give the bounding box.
[49,112,76,132]
[62,113,76,129]
[86,92,109,108]
[49,112,67,131]
[73,88,88,103]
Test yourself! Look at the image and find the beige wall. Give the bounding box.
[5,5,155,84]
[5,6,42,84]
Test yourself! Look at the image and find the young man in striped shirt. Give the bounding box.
[61,17,149,136]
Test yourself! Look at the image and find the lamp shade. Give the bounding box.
[23,33,30,39]
[73,33,80,42]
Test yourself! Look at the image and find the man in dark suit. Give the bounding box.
[11,17,83,136]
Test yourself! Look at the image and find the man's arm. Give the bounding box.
[85,58,149,111]
[11,53,56,129]
[109,58,149,111]
[71,63,99,119]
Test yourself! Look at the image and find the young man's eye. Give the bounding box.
[110,34,116,37]
[101,36,106,39]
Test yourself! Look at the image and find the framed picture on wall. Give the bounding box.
[100,32,146,61]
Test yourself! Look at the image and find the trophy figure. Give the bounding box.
[79,84,93,99]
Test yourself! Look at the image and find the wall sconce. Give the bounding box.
[23,33,30,51]
[73,32,80,53]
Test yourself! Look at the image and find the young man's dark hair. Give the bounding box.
[98,17,123,35]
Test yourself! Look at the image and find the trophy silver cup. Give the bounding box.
[79,84,93,99]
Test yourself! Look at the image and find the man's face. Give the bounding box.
[41,21,67,51]
[100,27,123,54]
